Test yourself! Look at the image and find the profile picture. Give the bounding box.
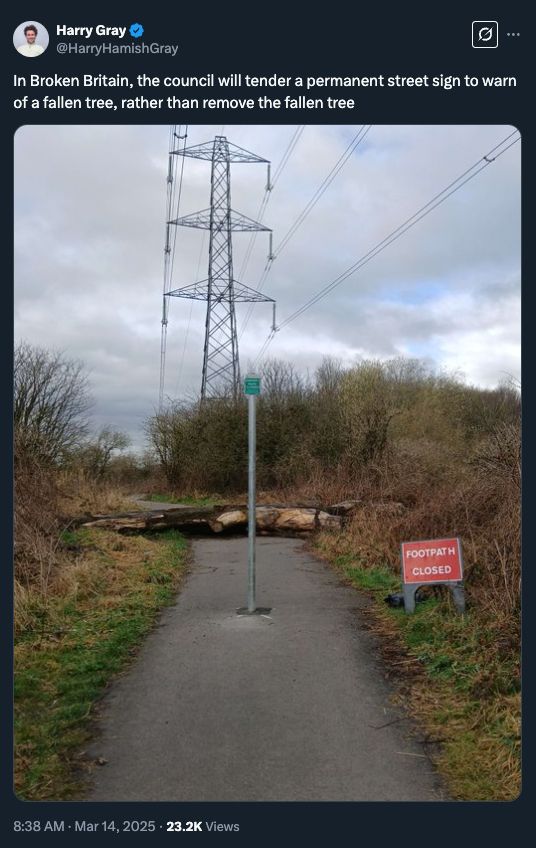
[13,21,49,57]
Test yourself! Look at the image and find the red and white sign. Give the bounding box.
[401,537,463,584]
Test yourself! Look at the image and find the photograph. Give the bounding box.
[13,21,49,57]
[13,124,521,802]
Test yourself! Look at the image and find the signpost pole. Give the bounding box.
[238,375,271,618]
[247,389,257,613]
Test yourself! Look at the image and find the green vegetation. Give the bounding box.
[148,357,520,498]
[14,529,188,800]
[317,544,521,800]
[335,555,400,594]
[59,527,94,549]
[14,344,520,802]
[145,493,217,507]
[146,355,520,800]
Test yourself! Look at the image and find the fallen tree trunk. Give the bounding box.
[83,504,342,535]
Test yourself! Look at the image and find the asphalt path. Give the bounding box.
[85,535,445,801]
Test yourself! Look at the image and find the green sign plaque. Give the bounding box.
[244,376,261,395]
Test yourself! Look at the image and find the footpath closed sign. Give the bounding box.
[401,537,463,584]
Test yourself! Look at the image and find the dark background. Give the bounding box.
[4,4,531,840]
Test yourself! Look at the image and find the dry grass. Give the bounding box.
[14,527,189,799]
[284,427,521,626]
[57,468,141,518]
[315,534,521,801]
[14,356,520,799]
[14,462,142,635]
[396,667,521,801]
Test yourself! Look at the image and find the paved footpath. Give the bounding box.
[86,536,445,801]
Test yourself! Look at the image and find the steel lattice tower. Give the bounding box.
[166,136,274,400]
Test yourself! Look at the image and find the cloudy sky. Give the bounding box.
[14,125,521,448]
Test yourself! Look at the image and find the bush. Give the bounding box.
[14,341,92,467]
[147,356,520,621]
[14,456,61,589]
[75,428,131,479]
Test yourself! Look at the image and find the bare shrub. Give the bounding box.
[76,428,131,479]
[146,355,520,623]
[147,401,195,486]
[339,361,402,469]
[14,342,92,467]
[56,468,139,518]
[471,422,521,485]
[467,423,521,617]
[14,457,62,591]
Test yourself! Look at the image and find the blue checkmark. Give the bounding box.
[129,23,144,38]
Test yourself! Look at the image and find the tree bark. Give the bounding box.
[82,504,342,534]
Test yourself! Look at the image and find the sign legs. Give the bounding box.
[403,582,465,614]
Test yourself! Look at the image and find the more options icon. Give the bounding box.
[472,21,498,48]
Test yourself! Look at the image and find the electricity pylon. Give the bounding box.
[166,135,274,401]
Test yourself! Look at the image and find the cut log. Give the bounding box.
[209,509,247,533]
[328,499,362,516]
[82,504,341,535]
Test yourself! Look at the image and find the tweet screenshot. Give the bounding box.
[5,7,529,840]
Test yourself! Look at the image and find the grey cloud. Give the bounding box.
[15,125,520,447]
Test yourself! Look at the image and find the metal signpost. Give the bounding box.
[244,375,260,613]
[400,537,465,614]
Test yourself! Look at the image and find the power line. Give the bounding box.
[238,127,305,281]
[255,329,277,364]
[168,126,188,293]
[276,126,371,256]
[158,125,188,409]
[173,229,207,398]
[237,189,270,281]
[280,131,519,328]
[159,125,179,408]
[254,129,520,363]
[271,125,305,187]
[238,127,305,336]
[241,126,369,339]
